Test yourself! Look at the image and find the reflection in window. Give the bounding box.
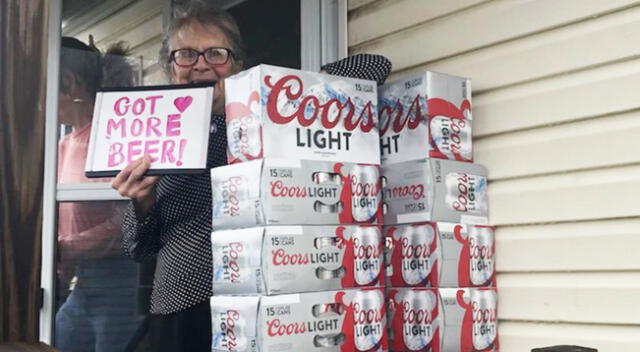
[55,36,152,352]
[57,38,138,182]
[55,200,150,352]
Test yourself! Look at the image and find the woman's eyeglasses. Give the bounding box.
[170,47,234,67]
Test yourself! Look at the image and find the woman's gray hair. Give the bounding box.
[159,2,246,74]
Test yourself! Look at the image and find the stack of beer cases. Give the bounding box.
[209,64,389,352]
[379,72,498,352]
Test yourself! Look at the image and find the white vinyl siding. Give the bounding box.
[348,0,640,351]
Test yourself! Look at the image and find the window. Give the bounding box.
[41,0,345,347]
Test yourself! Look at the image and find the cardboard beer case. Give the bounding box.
[378,71,472,166]
[211,158,382,230]
[211,225,384,295]
[210,288,388,352]
[225,64,380,165]
[382,158,488,226]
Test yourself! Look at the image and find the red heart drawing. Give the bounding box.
[174,96,193,113]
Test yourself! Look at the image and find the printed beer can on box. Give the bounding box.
[385,223,495,288]
[211,158,382,229]
[379,71,472,166]
[385,223,440,288]
[225,64,380,165]
[388,288,443,352]
[382,158,488,226]
[438,223,495,287]
[211,288,388,352]
[439,287,499,352]
[211,225,384,295]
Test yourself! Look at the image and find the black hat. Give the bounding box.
[321,53,392,86]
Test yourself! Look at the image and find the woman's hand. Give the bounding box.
[111,156,160,219]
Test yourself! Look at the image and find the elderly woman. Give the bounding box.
[111,3,245,351]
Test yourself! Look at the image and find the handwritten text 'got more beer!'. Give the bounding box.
[105,95,193,167]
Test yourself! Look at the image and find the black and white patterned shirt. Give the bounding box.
[122,115,226,315]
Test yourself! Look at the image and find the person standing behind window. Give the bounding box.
[55,36,144,352]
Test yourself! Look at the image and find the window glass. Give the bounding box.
[52,0,302,350]
[54,0,164,350]
[55,200,150,352]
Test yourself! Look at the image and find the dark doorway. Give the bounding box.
[229,0,301,69]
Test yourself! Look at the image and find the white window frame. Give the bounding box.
[39,0,347,344]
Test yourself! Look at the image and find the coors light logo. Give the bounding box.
[350,165,381,223]
[213,242,247,284]
[215,176,244,217]
[471,290,498,350]
[445,172,487,214]
[264,74,375,153]
[400,290,440,352]
[430,115,472,161]
[351,290,385,351]
[269,181,339,199]
[212,309,247,351]
[352,227,383,286]
[226,91,262,162]
[456,289,498,351]
[271,248,340,266]
[379,95,424,157]
[383,182,425,201]
[400,225,438,286]
[468,227,495,286]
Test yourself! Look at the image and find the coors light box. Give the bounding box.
[211,225,384,295]
[225,64,380,165]
[210,288,388,352]
[211,158,382,229]
[382,158,488,226]
[378,71,472,165]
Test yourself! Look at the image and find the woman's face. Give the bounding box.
[169,22,241,115]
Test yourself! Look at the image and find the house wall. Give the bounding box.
[349,0,640,350]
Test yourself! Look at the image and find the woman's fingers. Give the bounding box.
[111,157,144,190]
[127,175,161,199]
[128,156,151,183]
[111,156,159,199]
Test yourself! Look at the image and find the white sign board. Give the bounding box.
[85,84,214,177]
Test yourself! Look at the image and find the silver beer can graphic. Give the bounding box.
[430,115,472,161]
[312,171,343,185]
[400,225,439,286]
[401,289,441,351]
[350,164,380,222]
[353,289,385,351]
[211,308,249,351]
[227,113,262,162]
[352,226,383,286]
[468,226,495,286]
[471,289,498,351]
[444,172,488,215]
[212,241,251,285]
[313,200,344,214]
